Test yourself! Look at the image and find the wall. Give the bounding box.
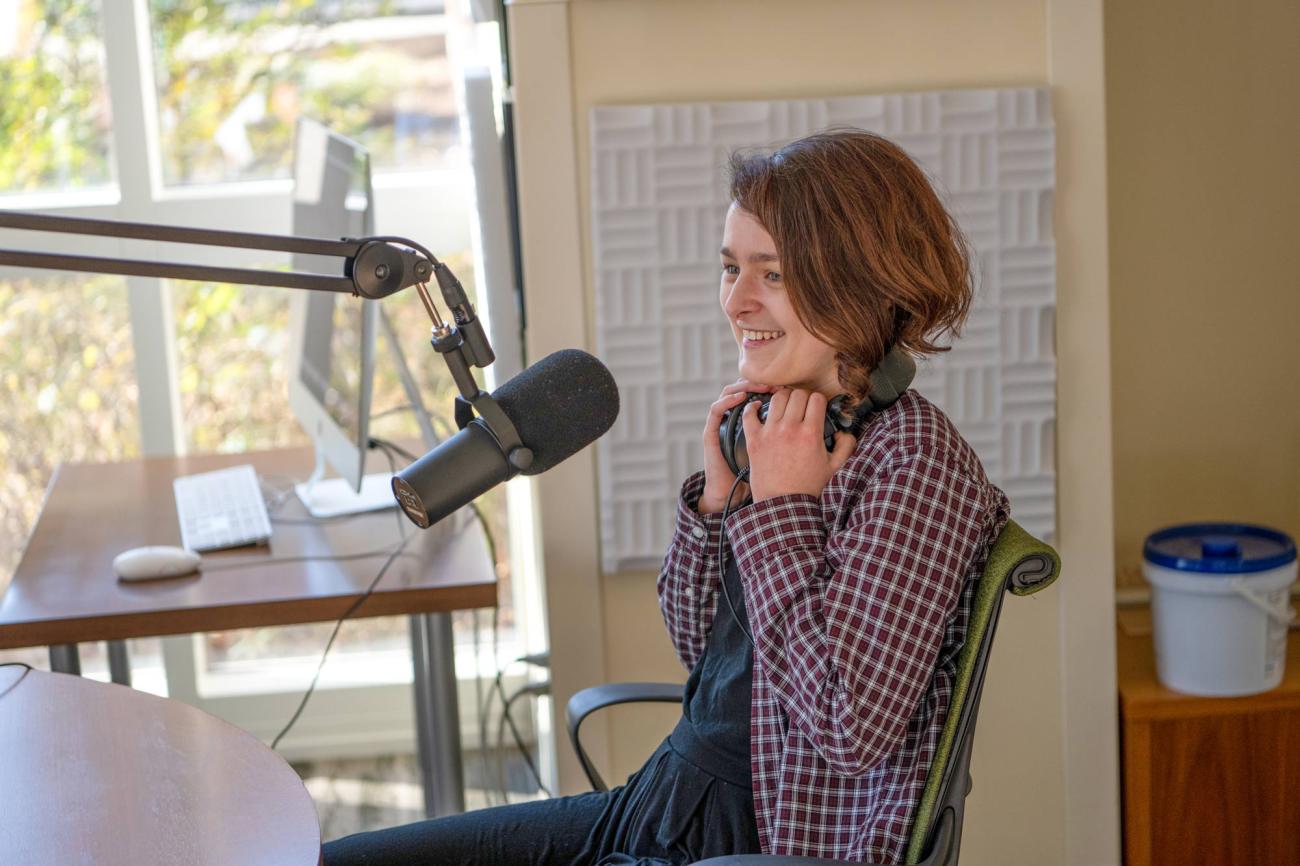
[1106,0,1300,589]
[572,2,1073,863]
[569,0,1048,759]
[506,1,1118,863]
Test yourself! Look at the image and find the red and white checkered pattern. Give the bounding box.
[658,390,1010,863]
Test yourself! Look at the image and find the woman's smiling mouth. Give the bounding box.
[741,328,785,345]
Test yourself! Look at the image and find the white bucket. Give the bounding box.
[1144,524,1297,697]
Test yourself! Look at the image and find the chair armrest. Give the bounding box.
[566,682,684,792]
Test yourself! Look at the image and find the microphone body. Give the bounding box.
[393,349,619,528]
[393,422,512,528]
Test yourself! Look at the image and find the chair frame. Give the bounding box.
[566,527,1053,865]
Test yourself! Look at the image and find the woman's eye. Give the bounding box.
[766,271,782,282]
[721,264,739,276]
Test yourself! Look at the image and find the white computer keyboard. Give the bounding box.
[173,464,273,552]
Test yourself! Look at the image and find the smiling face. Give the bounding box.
[719,204,842,396]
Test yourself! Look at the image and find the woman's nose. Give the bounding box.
[723,273,760,319]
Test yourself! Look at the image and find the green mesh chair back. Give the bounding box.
[903,519,1060,865]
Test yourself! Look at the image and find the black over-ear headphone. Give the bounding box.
[717,346,917,477]
[719,393,850,477]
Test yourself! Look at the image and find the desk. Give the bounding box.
[0,446,497,818]
[1117,619,1300,866]
[0,666,322,865]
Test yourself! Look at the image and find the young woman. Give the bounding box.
[323,130,1010,866]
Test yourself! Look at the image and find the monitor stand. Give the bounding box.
[294,443,396,518]
[294,307,440,520]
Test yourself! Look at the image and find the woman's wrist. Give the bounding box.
[698,484,748,515]
[697,494,725,515]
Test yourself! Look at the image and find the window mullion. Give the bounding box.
[101,0,183,458]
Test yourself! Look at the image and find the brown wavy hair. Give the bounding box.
[728,129,974,402]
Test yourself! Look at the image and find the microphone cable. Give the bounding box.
[267,439,412,752]
[370,435,526,801]
[271,533,412,751]
[0,661,33,702]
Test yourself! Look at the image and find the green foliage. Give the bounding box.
[150,0,452,184]
[169,248,475,456]
[0,274,140,589]
[1,251,513,629]
[1,0,453,191]
[0,1,505,661]
[0,0,113,191]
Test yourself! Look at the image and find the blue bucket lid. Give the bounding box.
[1143,523,1297,574]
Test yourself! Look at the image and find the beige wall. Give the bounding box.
[507,0,1118,863]
[568,0,1054,764]
[1106,0,1300,589]
[571,0,1068,863]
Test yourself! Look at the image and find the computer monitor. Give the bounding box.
[286,118,393,517]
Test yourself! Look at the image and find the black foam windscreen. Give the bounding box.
[492,348,619,476]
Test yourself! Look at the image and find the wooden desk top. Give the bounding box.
[0,667,321,865]
[0,447,497,649]
[1117,618,1300,722]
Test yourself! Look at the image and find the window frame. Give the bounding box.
[2,0,540,764]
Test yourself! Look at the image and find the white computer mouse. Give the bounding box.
[113,546,202,582]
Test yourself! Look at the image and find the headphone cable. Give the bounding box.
[716,470,755,646]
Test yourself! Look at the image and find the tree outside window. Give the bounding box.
[150,0,459,186]
[0,0,114,192]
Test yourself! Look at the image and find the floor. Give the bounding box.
[295,748,547,843]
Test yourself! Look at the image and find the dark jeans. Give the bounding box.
[322,791,615,866]
[321,742,761,866]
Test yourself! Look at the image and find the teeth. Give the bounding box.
[742,329,784,341]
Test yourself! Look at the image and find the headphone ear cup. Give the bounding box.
[822,414,838,453]
[719,405,740,476]
[824,393,861,451]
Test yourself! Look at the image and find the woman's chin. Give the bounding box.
[737,361,769,386]
[739,362,788,389]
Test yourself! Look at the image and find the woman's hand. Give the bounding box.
[744,388,857,503]
[698,379,775,514]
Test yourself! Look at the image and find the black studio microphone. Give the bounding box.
[392,349,619,528]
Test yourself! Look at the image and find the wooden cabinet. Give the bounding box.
[1118,622,1300,866]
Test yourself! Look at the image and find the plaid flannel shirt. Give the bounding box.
[658,390,1010,863]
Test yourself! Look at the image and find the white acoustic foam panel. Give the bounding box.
[591,88,1056,574]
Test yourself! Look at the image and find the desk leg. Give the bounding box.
[410,612,465,818]
[107,640,132,686]
[49,644,81,675]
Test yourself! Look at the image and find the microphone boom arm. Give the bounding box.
[0,210,431,299]
[0,208,522,523]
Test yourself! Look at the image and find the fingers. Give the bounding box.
[783,389,811,423]
[721,379,774,398]
[765,388,821,426]
[806,391,827,420]
[705,390,750,445]
[830,430,856,470]
[766,387,790,422]
[735,378,776,393]
[742,398,762,441]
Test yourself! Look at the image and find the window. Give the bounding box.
[175,279,301,452]
[1,0,533,774]
[0,0,114,193]
[0,1,136,679]
[0,271,141,585]
[150,0,460,186]
[0,271,148,674]
[188,263,518,683]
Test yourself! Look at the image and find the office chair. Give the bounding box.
[567,519,1060,866]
